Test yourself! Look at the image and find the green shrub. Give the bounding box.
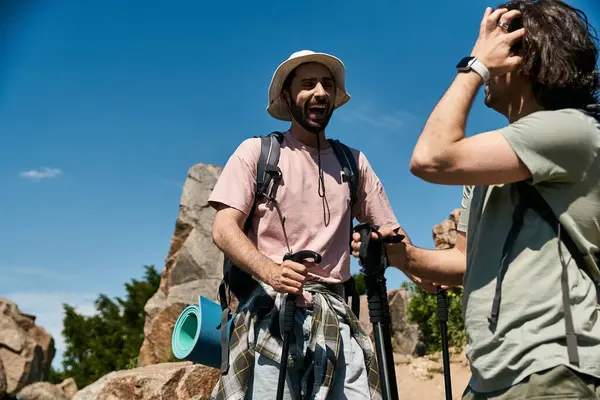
[402,281,466,354]
[352,272,366,295]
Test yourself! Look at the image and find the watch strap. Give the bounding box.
[468,58,490,84]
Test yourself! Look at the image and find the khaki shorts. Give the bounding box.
[463,364,600,399]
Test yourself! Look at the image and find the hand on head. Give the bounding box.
[470,7,526,77]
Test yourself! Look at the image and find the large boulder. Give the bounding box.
[138,163,225,366]
[388,289,424,356]
[0,358,6,399]
[15,377,77,400]
[73,362,220,400]
[358,289,423,357]
[0,297,55,396]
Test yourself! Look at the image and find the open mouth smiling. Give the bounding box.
[307,104,327,119]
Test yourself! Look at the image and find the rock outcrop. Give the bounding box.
[432,209,461,250]
[138,163,225,367]
[73,362,219,400]
[16,377,77,400]
[0,297,55,396]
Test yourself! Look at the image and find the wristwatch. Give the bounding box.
[456,56,490,84]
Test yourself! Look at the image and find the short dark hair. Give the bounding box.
[497,0,599,110]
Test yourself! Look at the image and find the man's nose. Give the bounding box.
[314,82,327,98]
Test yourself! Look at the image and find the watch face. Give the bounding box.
[456,56,474,69]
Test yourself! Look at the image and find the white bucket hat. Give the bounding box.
[266,50,351,121]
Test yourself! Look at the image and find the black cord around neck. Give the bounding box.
[315,134,331,227]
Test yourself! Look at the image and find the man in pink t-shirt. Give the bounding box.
[208,50,404,400]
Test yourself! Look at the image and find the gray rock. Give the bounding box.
[0,358,6,399]
[74,362,220,400]
[359,289,424,357]
[16,381,68,400]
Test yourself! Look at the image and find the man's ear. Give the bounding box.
[280,90,292,108]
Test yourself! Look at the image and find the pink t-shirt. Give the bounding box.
[208,131,399,297]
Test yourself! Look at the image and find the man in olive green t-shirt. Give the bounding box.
[456,108,600,396]
[351,1,600,399]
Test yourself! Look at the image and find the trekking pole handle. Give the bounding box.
[354,223,405,269]
[436,286,449,323]
[283,250,322,264]
[354,223,380,268]
[383,233,405,244]
[281,250,322,333]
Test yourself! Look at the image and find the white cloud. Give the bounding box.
[3,291,98,369]
[19,167,63,180]
[337,104,417,131]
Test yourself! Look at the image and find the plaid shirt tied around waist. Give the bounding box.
[210,281,383,400]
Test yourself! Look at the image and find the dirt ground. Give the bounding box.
[395,362,471,399]
[392,348,472,400]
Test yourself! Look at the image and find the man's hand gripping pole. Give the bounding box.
[276,250,322,400]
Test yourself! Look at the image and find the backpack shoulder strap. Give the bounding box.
[490,180,600,368]
[255,131,284,201]
[242,131,284,233]
[328,138,359,207]
[515,182,596,277]
[328,138,361,318]
[218,131,284,375]
[515,181,599,366]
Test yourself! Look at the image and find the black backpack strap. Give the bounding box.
[218,282,232,374]
[256,132,284,202]
[218,131,284,375]
[328,139,360,247]
[328,139,359,209]
[489,181,600,368]
[328,138,361,318]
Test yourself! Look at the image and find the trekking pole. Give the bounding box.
[436,286,453,400]
[353,223,403,400]
[276,250,322,400]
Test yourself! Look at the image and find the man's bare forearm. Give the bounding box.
[212,219,276,283]
[402,244,465,287]
[410,73,483,174]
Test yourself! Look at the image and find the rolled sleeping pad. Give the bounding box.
[171,295,234,369]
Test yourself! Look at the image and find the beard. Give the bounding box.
[289,99,334,134]
[484,84,500,109]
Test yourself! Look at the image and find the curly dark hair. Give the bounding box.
[497,0,599,110]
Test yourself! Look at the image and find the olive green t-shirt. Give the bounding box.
[458,108,600,393]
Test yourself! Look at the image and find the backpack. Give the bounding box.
[490,105,600,368]
[216,131,362,373]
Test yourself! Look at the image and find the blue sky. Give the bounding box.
[0,0,598,369]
